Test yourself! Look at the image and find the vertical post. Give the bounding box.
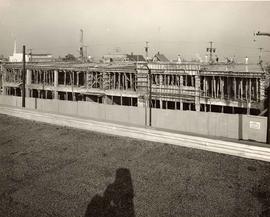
[149,67,152,127]
[233,77,236,100]
[22,45,26,107]
[54,70,58,100]
[130,73,133,90]
[268,86,270,144]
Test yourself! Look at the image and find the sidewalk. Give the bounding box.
[1,104,270,162]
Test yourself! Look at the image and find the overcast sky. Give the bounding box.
[0,0,270,63]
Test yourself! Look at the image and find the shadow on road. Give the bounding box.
[251,173,270,217]
[84,168,135,217]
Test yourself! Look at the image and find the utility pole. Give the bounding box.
[268,85,270,144]
[255,31,270,144]
[148,66,152,127]
[145,41,149,61]
[144,62,152,126]
[22,45,26,108]
[206,41,216,64]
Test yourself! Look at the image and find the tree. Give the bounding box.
[63,54,77,61]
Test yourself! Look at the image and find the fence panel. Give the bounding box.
[25,97,36,109]
[152,109,240,140]
[58,100,77,115]
[0,95,267,143]
[242,115,267,143]
[0,95,17,106]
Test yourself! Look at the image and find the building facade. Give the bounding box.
[0,61,266,115]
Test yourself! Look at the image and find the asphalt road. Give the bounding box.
[0,114,270,217]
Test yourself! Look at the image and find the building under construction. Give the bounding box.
[0,61,267,116]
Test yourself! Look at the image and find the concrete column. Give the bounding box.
[113,73,116,89]
[233,77,236,100]
[72,93,76,101]
[227,77,231,99]
[2,67,6,95]
[26,69,32,98]
[249,78,252,101]
[259,79,264,102]
[124,73,128,90]
[26,89,30,97]
[26,69,32,85]
[130,73,133,90]
[64,71,66,86]
[118,73,121,89]
[65,92,68,100]
[240,79,243,100]
[180,99,183,110]
[247,102,251,115]
[245,79,248,101]
[256,78,259,102]
[220,77,223,99]
[54,70,58,100]
[195,75,200,111]
[203,77,206,96]
[213,76,216,98]
[137,97,145,107]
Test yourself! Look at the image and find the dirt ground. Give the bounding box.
[0,113,270,217]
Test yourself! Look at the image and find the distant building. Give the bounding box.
[9,41,30,62]
[29,53,53,62]
[102,53,128,63]
[152,52,169,62]
[102,53,146,63]
[9,41,53,62]
[126,53,146,62]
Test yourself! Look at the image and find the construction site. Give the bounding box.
[0,30,270,144]
[0,59,267,115]
[1,28,270,115]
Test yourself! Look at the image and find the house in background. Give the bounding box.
[9,41,30,62]
[29,53,53,62]
[9,41,53,62]
[126,53,146,62]
[152,52,170,62]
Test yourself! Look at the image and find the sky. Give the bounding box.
[0,0,270,63]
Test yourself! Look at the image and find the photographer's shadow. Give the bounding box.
[84,168,135,217]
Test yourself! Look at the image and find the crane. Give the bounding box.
[255,31,270,144]
[254,31,270,68]
[256,31,270,37]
